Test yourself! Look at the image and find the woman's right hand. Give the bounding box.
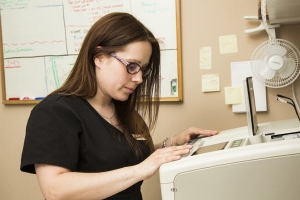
[136,145,193,180]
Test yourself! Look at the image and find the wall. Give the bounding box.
[144,0,300,199]
[1,0,300,200]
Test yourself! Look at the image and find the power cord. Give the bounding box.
[277,94,300,121]
[292,82,300,117]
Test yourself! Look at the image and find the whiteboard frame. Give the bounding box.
[0,0,182,104]
[160,0,183,102]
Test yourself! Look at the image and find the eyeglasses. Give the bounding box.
[110,53,151,77]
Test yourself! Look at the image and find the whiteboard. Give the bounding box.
[0,0,182,104]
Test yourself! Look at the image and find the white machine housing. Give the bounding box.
[159,118,300,200]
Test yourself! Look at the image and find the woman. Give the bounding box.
[21,12,217,200]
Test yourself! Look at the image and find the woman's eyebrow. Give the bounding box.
[127,58,149,67]
[141,62,149,68]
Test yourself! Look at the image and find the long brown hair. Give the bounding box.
[51,12,160,156]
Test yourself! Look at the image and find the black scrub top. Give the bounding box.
[21,94,150,200]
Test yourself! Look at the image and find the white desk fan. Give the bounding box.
[250,0,300,88]
[248,0,300,119]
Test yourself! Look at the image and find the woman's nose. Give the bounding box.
[132,71,143,84]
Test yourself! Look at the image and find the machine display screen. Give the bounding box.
[193,142,228,155]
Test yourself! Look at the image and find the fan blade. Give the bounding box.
[265,44,287,58]
[278,57,296,79]
[257,60,276,79]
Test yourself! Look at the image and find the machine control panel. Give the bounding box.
[230,139,244,148]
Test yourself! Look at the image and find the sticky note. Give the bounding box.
[200,46,212,70]
[219,34,238,54]
[224,86,244,104]
[202,74,220,92]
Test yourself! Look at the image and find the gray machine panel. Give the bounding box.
[174,154,300,200]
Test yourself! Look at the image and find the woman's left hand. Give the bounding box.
[173,127,218,146]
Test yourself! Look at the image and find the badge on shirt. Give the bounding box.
[132,134,146,140]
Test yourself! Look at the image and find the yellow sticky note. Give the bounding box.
[219,34,238,54]
[199,46,212,70]
[202,74,220,92]
[224,86,244,104]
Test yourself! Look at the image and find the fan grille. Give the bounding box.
[251,39,300,88]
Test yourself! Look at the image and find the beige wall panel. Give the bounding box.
[1,0,300,200]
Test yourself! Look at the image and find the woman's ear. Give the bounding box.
[94,55,103,69]
[94,46,103,68]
